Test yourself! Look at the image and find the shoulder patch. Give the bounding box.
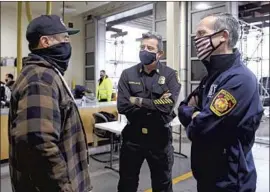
[210,89,237,117]
[175,70,181,84]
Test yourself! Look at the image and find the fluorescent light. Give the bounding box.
[251,21,263,25]
[266,20,269,23]
[60,7,76,13]
[195,3,211,10]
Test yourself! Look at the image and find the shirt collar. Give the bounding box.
[139,62,160,74]
[203,48,241,75]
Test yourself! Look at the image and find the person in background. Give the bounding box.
[117,31,181,192]
[73,85,89,99]
[8,15,92,192]
[4,73,15,103]
[0,81,6,107]
[178,13,264,192]
[97,70,113,102]
[5,73,15,85]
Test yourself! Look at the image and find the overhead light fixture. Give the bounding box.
[251,21,263,25]
[195,3,211,10]
[60,7,76,13]
[266,20,269,23]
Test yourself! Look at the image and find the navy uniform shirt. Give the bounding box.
[178,49,264,190]
[117,62,181,146]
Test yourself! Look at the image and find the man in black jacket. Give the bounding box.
[117,31,181,192]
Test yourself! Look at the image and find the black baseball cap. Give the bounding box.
[26,15,80,46]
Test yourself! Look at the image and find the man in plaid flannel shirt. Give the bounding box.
[8,15,92,192]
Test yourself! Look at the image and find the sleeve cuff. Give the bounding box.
[142,98,155,110]
[178,105,195,127]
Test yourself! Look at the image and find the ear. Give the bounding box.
[157,51,164,60]
[221,30,229,43]
[39,36,50,48]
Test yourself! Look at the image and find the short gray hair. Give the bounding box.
[202,13,240,48]
[142,31,163,51]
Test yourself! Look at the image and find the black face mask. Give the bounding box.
[139,50,158,65]
[31,42,72,73]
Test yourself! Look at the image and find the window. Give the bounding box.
[155,2,166,20]
[161,40,167,60]
[191,6,226,34]
[191,84,200,92]
[191,36,197,58]
[85,67,95,81]
[156,21,166,38]
[191,60,207,81]
[85,38,95,53]
[160,61,166,66]
[85,22,95,38]
[191,2,224,11]
[85,52,95,66]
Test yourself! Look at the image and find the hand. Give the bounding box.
[192,111,200,119]
[188,95,199,107]
[130,97,142,107]
[130,97,136,104]
[160,91,172,99]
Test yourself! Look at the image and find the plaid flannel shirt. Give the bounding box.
[8,55,91,192]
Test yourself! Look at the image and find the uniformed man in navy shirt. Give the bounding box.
[178,13,264,192]
[117,31,181,192]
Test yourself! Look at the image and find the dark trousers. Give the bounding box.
[117,141,174,192]
[197,181,217,192]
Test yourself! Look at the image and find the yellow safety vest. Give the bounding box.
[97,77,113,101]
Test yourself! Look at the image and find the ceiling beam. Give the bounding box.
[242,15,270,23]
[255,22,270,28]
[106,27,123,33]
[249,22,270,29]
[239,3,270,17]
[106,10,153,28]
[111,31,128,38]
[258,4,270,13]
[239,2,261,12]
[83,2,151,19]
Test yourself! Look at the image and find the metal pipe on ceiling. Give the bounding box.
[62,1,65,22]
[17,1,23,75]
[25,2,32,22]
[106,10,153,28]
[46,1,52,15]
[180,1,187,98]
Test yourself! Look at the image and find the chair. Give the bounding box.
[90,112,120,163]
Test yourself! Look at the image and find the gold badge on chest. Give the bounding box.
[142,128,148,134]
[158,76,165,85]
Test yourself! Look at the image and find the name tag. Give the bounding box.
[207,84,217,98]
[129,81,141,85]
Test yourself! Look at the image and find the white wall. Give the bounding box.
[0,5,85,86]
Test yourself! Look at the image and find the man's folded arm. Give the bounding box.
[185,75,256,141]
[117,71,143,122]
[142,71,181,114]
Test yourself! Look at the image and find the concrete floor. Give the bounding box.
[1,118,269,192]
